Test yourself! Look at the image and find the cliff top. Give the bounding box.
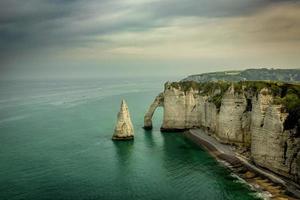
[182,68,300,83]
[167,81,300,131]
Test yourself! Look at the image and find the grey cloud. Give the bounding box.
[142,0,264,18]
[0,0,123,56]
[140,0,300,20]
[0,0,299,64]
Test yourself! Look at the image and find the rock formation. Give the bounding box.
[144,93,164,130]
[112,100,134,140]
[144,81,300,183]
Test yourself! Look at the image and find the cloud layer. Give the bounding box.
[1,0,300,78]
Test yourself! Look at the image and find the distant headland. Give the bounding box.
[182,68,300,83]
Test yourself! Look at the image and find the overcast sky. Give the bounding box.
[1,0,300,79]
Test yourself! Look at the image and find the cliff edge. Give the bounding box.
[144,81,300,183]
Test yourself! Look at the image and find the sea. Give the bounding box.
[0,77,262,200]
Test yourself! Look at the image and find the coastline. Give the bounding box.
[184,129,300,200]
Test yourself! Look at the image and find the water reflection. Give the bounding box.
[112,140,134,173]
[143,129,156,147]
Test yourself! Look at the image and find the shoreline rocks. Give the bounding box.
[184,129,300,199]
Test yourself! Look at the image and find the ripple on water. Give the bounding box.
[0,79,262,200]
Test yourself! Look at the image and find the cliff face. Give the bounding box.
[144,81,300,182]
[161,86,200,130]
[250,90,300,181]
[217,87,249,145]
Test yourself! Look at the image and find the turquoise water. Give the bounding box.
[0,78,260,200]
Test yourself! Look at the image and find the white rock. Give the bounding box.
[112,100,134,140]
[144,93,164,129]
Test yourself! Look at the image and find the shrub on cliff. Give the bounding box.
[284,106,300,136]
[173,80,300,111]
[209,93,223,110]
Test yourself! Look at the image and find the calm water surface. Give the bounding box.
[0,78,261,200]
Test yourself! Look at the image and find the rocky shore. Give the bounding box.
[185,129,300,199]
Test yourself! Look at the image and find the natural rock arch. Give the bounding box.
[143,93,164,130]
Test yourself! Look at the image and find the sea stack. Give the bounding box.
[112,99,134,140]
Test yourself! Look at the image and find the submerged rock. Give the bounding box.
[112,100,134,140]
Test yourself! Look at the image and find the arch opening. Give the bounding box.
[143,93,164,130]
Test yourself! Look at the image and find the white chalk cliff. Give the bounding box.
[112,100,134,140]
[144,81,300,183]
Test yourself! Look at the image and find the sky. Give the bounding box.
[1,0,300,79]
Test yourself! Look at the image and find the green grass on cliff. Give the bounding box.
[171,81,300,110]
[169,81,300,131]
[169,81,231,95]
[241,81,300,113]
[169,81,231,110]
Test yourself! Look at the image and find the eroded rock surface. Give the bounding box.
[112,100,134,140]
[144,81,300,182]
[144,93,164,130]
[161,85,199,131]
[217,85,248,144]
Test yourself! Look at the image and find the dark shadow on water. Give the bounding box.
[160,132,225,174]
[160,132,202,153]
[159,132,258,199]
